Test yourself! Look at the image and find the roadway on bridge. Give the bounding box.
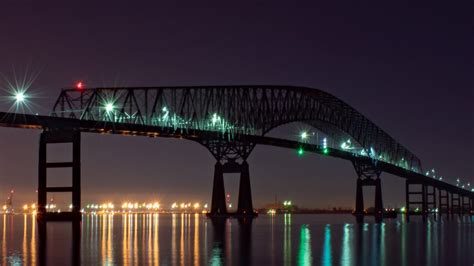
[0,111,471,198]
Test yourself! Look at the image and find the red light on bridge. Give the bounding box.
[76,81,84,90]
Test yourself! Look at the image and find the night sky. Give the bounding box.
[0,2,472,208]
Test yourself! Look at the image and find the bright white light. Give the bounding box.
[105,103,114,112]
[15,92,25,102]
[301,132,308,140]
[211,113,220,125]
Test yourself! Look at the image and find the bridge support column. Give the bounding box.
[209,160,256,217]
[461,196,470,216]
[451,193,461,218]
[38,130,81,222]
[406,181,428,222]
[201,139,256,217]
[438,189,450,219]
[352,161,383,223]
[354,178,364,223]
[425,185,437,220]
[470,197,474,216]
[374,178,383,223]
[237,161,253,215]
[210,162,227,215]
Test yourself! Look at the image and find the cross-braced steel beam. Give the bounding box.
[51,86,422,173]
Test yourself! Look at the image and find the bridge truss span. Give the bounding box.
[52,85,421,172]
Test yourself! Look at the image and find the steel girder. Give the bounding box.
[51,85,422,171]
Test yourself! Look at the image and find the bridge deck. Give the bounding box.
[0,112,472,198]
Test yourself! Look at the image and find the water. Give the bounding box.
[1,213,473,265]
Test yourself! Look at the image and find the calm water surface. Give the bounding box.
[1,213,473,265]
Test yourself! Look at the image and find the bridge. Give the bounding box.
[0,85,472,223]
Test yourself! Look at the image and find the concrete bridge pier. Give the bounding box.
[352,161,383,223]
[450,193,461,218]
[374,178,383,223]
[354,178,364,223]
[237,161,254,215]
[209,160,256,217]
[38,130,81,222]
[406,181,428,222]
[470,197,474,216]
[471,197,474,215]
[426,185,437,220]
[210,162,227,215]
[353,177,383,223]
[438,189,450,219]
[461,196,471,215]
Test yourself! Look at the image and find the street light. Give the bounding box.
[105,102,114,113]
[15,92,25,103]
[300,131,308,140]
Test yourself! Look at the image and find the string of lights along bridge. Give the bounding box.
[1,82,473,223]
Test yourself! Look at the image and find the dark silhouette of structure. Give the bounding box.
[0,85,472,224]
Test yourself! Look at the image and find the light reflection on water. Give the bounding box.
[0,214,473,265]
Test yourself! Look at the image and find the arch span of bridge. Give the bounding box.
[0,85,472,222]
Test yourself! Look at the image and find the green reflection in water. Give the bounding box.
[340,224,353,265]
[426,220,432,266]
[400,221,407,266]
[297,224,312,266]
[322,224,332,266]
[381,223,386,266]
[210,247,223,266]
[284,214,292,266]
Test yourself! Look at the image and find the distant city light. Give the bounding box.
[322,148,329,155]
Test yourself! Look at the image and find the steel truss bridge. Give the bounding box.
[0,85,472,223]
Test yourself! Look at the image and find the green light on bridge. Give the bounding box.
[105,102,114,113]
[322,148,329,155]
[297,147,304,156]
[340,139,351,150]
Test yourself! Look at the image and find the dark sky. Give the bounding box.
[0,1,472,208]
